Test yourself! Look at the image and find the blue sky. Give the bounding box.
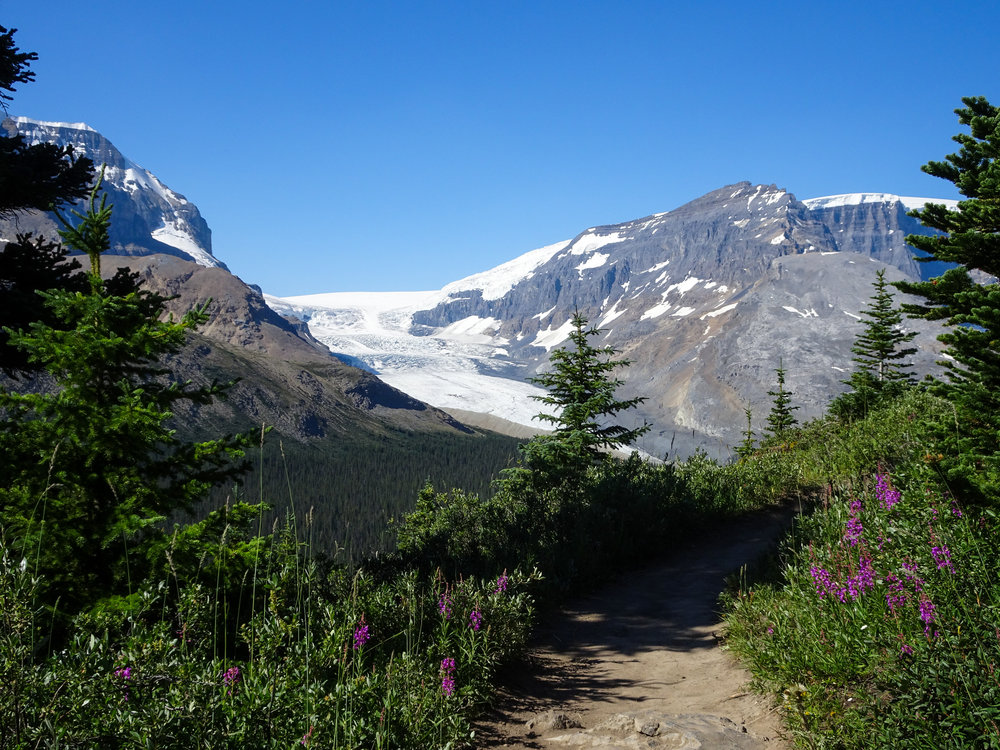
[5,1,998,296]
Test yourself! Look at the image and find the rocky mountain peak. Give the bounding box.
[1,117,221,269]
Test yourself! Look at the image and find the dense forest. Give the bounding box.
[214,428,525,558]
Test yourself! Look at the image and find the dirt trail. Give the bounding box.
[475,504,798,749]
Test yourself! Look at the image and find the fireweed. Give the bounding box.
[725,466,1000,748]
[0,539,538,749]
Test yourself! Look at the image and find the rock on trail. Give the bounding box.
[476,504,797,749]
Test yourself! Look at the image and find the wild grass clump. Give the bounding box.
[723,390,1000,748]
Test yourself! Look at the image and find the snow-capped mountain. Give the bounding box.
[1,117,221,268]
[270,183,955,459]
[0,117,470,443]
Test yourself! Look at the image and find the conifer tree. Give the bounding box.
[0,26,93,217]
[893,96,1000,494]
[735,405,756,460]
[831,268,917,420]
[523,311,649,473]
[0,25,95,374]
[765,362,798,441]
[0,178,250,617]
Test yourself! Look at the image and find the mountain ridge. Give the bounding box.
[274,182,952,458]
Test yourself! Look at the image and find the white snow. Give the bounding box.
[10,116,95,132]
[534,305,556,321]
[843,310,862,320]
[600,303,627,327]
[440,239,570,301]
[437,316,504,344]
[802,193,960,212]
[701,302,738,319]
[152,220,220,267]
[666,276,701,296]
[770,234,786,245]
[671,306,695,317]
[576,252,610,274]
[569,230,627,255]
[645,260,670,274]
[267,290,555,427]
[641,301,672,320]
[783,306,818,318]
[531,318,577,350]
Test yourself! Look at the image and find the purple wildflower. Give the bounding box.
[438,594,452,619]
[901,641,914,656]
[353,617,370,650]
[846,553,876,600]
[902,559,925,593]
[469,609,483,631]
[931,545,954,573]
[885,574,908,614]
[843,499,864,546]
[875,473,901,510]
[440,657,456,698]
[222,666,240,695]
[919,597,937,636]
[810,566,846,602]
[114,665,132,701]
[494,573,509,595]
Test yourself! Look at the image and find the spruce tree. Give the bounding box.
[735,405,756,460]
[765,362,798,441]
[523,311,649,473]
[0,25,95,374]
[0,26,93,217]
[0,178,250,617]
[893,96,1000,495]
[831,269,917,420]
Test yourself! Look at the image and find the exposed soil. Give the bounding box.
[474,504,799,749]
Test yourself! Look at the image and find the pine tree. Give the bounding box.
[523,311,649,473]
[0,178,251,617]
[831,269,917,420]
[0,25,95,374]
[765,362,798,441]
[893,96,1000,495]
[735,405,756,460]
[0,26,93,217]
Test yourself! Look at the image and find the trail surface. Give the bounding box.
[476,505,797,749]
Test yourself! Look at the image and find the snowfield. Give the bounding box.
[266,291,554,428]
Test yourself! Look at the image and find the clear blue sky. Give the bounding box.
[5,1,998,296]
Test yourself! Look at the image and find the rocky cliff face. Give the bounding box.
[801,193,955,281]
[1,117,220,268]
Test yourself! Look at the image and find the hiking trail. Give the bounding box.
[476,504,798,749]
